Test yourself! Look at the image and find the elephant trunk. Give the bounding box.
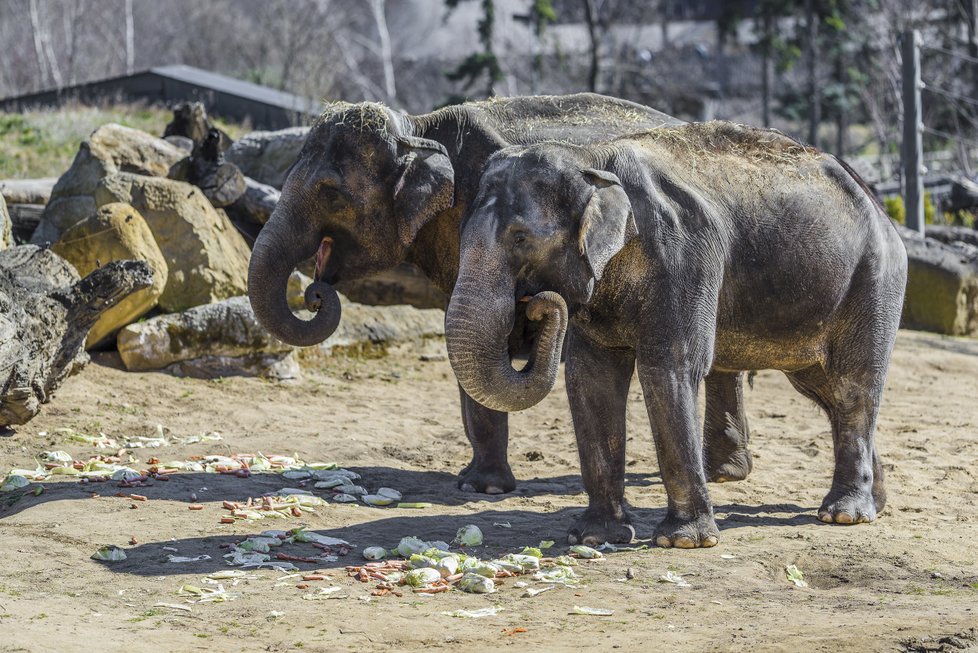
[248,207,341,347]
[446,273,568,412]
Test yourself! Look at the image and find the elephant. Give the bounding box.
[444,121,908,547]
[247,94,752,494]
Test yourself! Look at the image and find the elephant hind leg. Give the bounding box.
[703,370,753,483]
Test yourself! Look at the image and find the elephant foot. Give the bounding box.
[654,513,719,549]
[704,446,753,483]
[567,507,635,546]
[457,462,516,495]
[817,487,878,524]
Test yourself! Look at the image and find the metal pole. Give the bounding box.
[902,29,924,235]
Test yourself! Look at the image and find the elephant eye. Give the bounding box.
[512,231,527,245]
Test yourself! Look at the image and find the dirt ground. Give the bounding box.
[0,329,976,653]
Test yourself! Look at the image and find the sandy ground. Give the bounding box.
[0,329,977,652]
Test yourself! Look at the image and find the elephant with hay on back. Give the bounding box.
[444,122,907,546]
[247,95,755,494]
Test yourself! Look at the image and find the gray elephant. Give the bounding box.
[444,122,907,547]
[247,95,752,494]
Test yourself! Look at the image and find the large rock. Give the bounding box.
[0,178,57,205]
[95,173,251,312]
[226,127,309,188]
[116,296,298,380]
[336,263,447,310]
[319,294,445,353]
[0,195,11,250]
[899,225,978,335]
[51,203,168,348]
[32,124,185,244]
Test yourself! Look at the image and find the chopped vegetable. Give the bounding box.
[455,524,483,547]
[572,605,614,616]
[376,487,402,501]
[404,568,442,587]
[92,545,127,561]
[396,502,432,509]
[457,572,495,594]
[569,545,603,559]
[785,564,808,588]
[396,536,429,558]
[658,570,691,588]
[362,546,388,561]
[0,474,30,492]
[362,494,394,506]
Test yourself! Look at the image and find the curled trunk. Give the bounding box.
[248,208,341,347]
[446,283,568,412]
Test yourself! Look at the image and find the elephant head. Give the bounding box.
[445,145,637,412]
[248,103,455,346]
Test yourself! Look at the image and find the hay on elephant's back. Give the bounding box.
[634,121,822,167]
[318,101,393,136]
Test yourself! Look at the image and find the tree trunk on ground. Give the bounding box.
[0,246,152,427]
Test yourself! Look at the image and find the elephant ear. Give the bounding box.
[393,136,455,246]
[577,168,637,282]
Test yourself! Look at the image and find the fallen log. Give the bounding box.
[0,246,152,427]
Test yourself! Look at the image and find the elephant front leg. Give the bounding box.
[564,331,637,546]
[638,365,719,548]
[703,370,753,483]
[456,386,516,494]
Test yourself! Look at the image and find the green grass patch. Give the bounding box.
[0,102,245,179]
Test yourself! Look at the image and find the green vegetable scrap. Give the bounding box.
[455,525,483,547]
[0,474,30,492]
[785,564,808,588]
[658,570,691,588]
[92,545,127,561]
[572,605,614,616]
[569,545,603,559]
[457,573,495,594]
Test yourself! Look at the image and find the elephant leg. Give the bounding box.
[785,365,883,524]
[456,385,516,494]
[564,329,637,546]
[703,370,753,483]
[638,363,719,549]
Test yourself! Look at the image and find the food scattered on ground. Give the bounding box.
[92,545,127,561]
[785,564,808,588]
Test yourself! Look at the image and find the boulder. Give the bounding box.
[95,173,251,312]
[899,225,978,335]
[116,296,297,380]
[0,178,57,205]
[226,127,310,188]
[0,246,152,426]
[0,195,11,250]
[319,294,445,353]
[51,203,169,348]
[926,224,978,249]
[32,124,186,244]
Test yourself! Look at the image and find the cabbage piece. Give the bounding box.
[457,573,495,593]
[442,607,503,618]
[362,547,387,561]
[785,565,808,588]
[409,554,437,569]
[396,536,429,558]
[520,546,543,559]
[435,556,459,577]
[455,525,483,547]
[362,494,394,506]
[554,555,578,567]
[1,475,31,492]
[569,545,603,559]
[40,451,73,463]
[404,568,442,587]
[501,553,540,572]
[92,545,127,561]
[111,468,142,482]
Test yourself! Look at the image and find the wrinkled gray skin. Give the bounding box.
[248,94,751,495]
[445,122,908,547]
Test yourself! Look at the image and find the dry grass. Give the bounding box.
[634,121,822,166]
[0,102,246,180]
